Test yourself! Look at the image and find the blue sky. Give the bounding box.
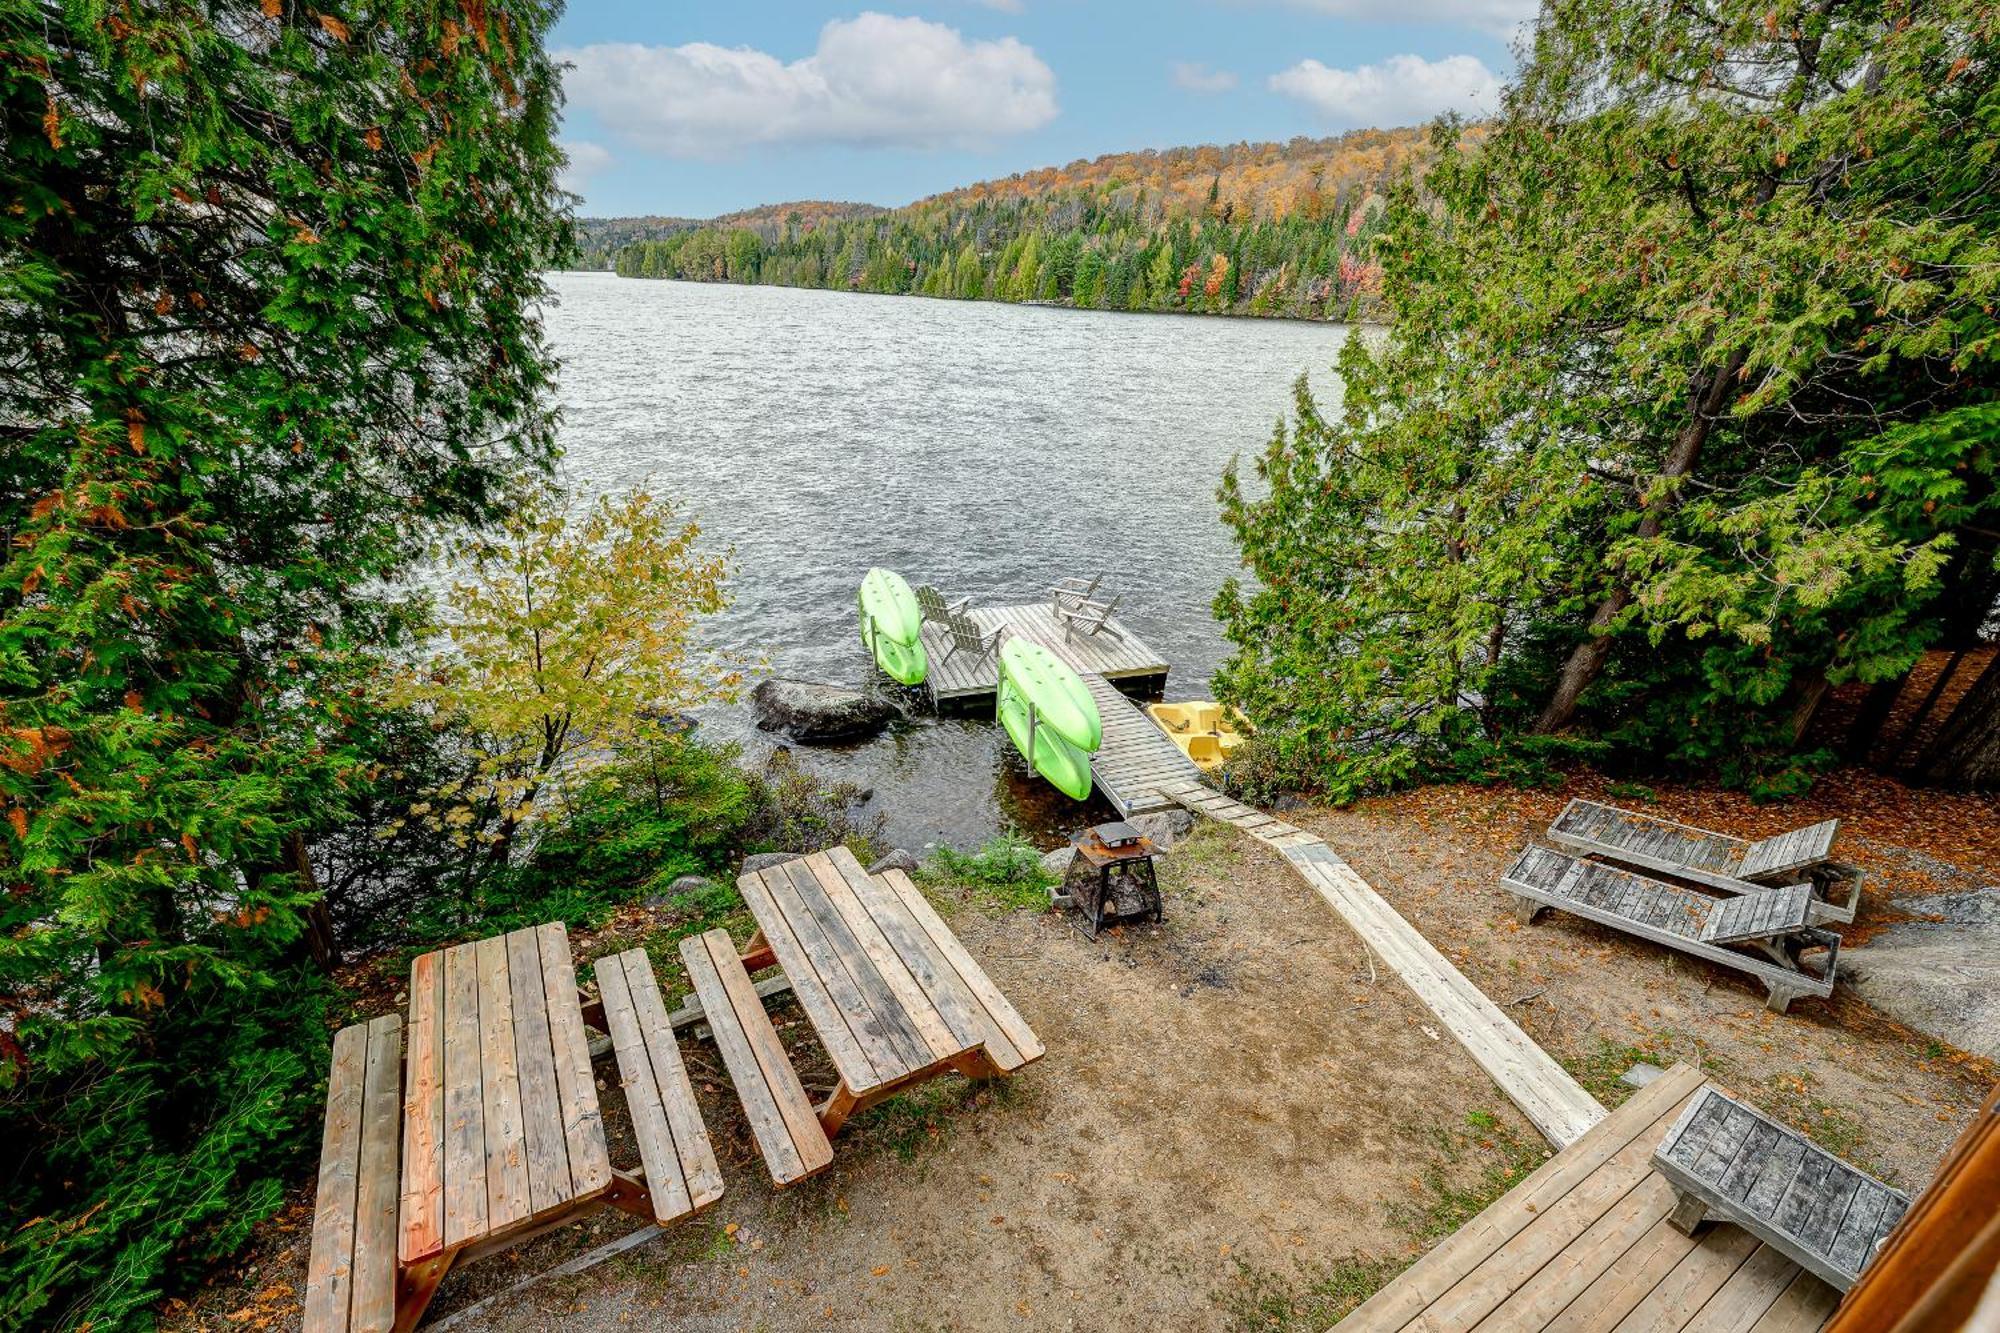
[551,2,1531,218]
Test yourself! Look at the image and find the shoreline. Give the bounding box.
[551,268,1390,329]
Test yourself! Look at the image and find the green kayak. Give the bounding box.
[998,639,1101,751]
[996,640,1101,800]
[858,567,927,686]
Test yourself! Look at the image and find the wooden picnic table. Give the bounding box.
[734,845,1044,1135]
[389,922,700,1327]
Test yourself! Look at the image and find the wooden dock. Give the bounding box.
[1163,780,1608,1149]
[1080,674,1203,816]
[920,602,1169,703]
[917,600,1196,816]
[1341,1063,1841,1332]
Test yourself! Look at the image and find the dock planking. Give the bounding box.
[1079,671,1203,816]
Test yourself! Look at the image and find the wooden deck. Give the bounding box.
[919,601,1169,703]
[1341,1063,1842,1332]
[1164,781,1608,1149]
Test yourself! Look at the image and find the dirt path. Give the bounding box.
[168,770,1994,1332]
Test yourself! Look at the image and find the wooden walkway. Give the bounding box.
[1081,673,1203,816]
[920,601,1168,703]
[1341,1063,1841,1332]
[1163,781,1607,1149]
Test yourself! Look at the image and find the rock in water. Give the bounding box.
[751,678,897,744]
[1841,888,2000,1060]
[868,849,920,876]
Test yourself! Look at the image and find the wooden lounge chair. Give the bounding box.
[914,583,969,625]
[937,609,1004,671]
[1547,797,1863,924]
[1653,1085,1911,1291]
[1057,594,1124,644]
[1048,574,1102,614]
[1502,845,1839,1012]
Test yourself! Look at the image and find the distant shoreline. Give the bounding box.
[550,269,1384,329]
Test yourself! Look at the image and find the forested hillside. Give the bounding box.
[575,201,882,269]
[608,129,1437,319]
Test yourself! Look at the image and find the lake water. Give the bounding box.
[544,273,1347,850]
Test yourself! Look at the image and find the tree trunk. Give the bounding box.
[1843,677,1905,761]
[1919,652,2000,788]
[1534,351,1747,733]
[1788,670,1830,747]
[292,833,340,970]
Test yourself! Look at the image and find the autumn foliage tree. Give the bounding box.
[389,485,738,875]
[1218,0,1999,798]
[0,1,572,1322]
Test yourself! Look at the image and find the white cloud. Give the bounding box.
[558,140,613,195]
[559,14,1058,158]
[1270,53,1503,127]
[1170,61,1239,94]
[1271,0,1537,39]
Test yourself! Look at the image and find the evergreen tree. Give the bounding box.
[0,1,571,1321]
[1218,0,1999,798]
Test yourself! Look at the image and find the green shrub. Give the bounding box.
[741,749,885,863]
[401,738,755,949]
[0,973,331,1331]
[919,834,1058,911]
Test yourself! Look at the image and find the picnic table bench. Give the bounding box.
[305,851,1044,1328]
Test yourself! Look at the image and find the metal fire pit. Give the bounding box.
[1067,822,1164,938]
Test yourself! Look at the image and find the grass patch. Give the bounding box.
[1387,1110,1550,1248]
[848,1074,1021,1165]
[1567,1031,1731,1109]
[1219,1254,1406,1331]
[1158,818,1239,885]
[917,834,1057,912]
[1760,1069,1884,1179]
[1219,1110,1548,1328]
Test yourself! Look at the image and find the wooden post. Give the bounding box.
[816,1080,860,1137]
[739,928,776,973]
[394,1251,457,1333]
[1667,1189,1710,1236]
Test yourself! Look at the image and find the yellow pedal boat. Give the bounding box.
[1144,700,1248,771]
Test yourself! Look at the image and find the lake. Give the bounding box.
[545,273,1348,850]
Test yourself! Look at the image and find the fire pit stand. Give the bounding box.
[1067,821,1164,939]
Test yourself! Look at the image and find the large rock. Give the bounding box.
[1040,845,1077,879]
[643,873,712,907]
[740,851,802,876]
[867,849,920,876]
[751,678,897,744]
[1129,810,1191,849]
[1841,889,2000,1060]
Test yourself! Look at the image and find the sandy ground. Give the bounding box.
[167,770,1995,1332]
